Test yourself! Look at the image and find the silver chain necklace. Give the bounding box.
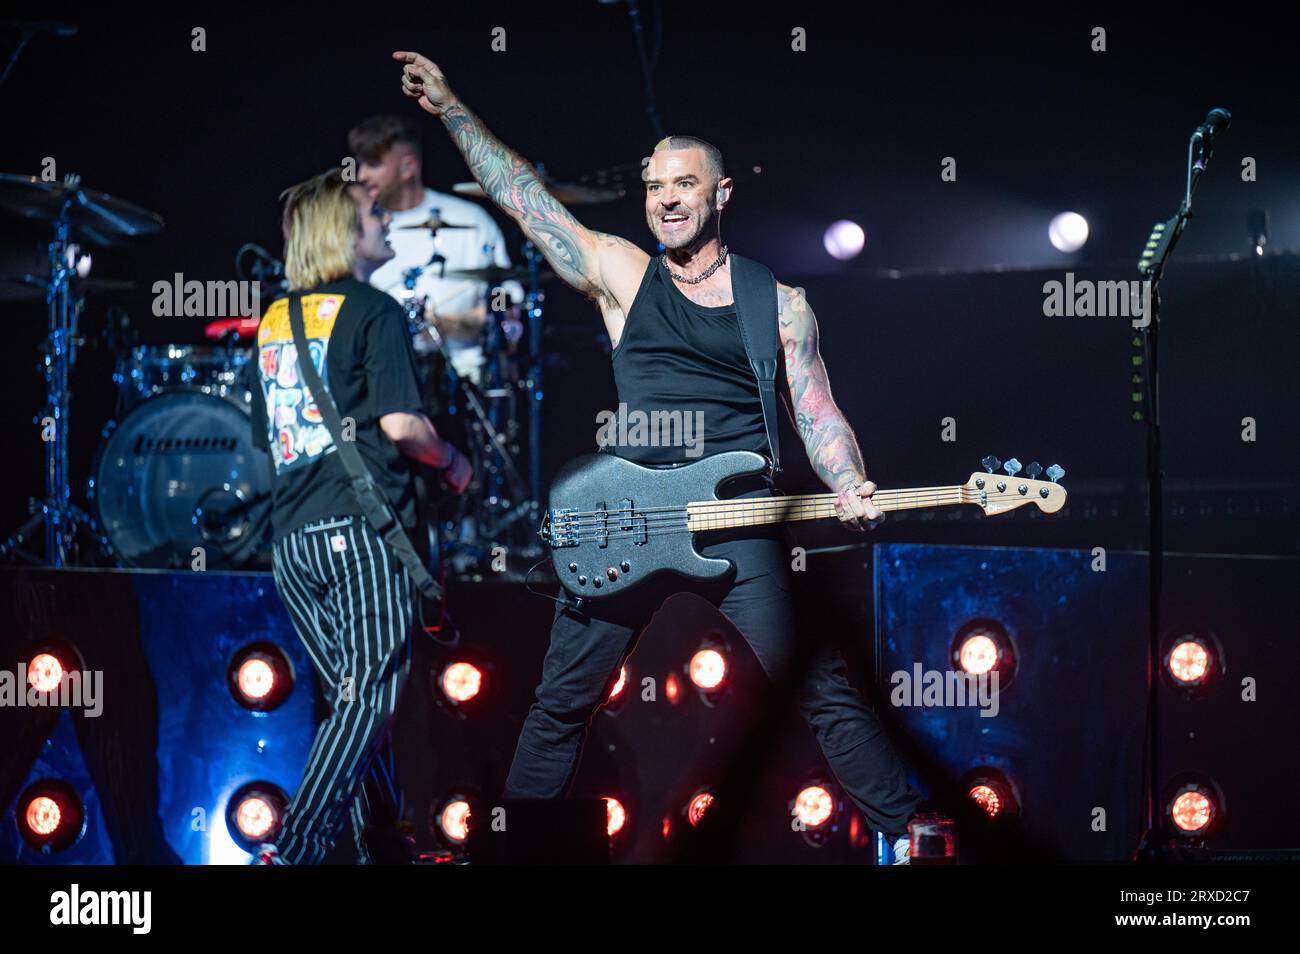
[662,245,729,285]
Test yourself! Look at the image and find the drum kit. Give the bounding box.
[0,166,630,579]
[385,174,626,577]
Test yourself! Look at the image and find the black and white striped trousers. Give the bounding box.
[269,514,414,864]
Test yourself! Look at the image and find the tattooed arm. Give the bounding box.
[393,51,647,344]
[777,283,883,529]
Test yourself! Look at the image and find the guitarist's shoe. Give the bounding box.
[892,836,911,865]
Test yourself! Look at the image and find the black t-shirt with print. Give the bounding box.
[247,278,425,541]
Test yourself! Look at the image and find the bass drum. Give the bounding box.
[91,390,272,569]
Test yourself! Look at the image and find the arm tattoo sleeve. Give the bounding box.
[440,102,597,295]
[779,285,868,491]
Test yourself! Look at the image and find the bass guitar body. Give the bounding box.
[542,450,770,602]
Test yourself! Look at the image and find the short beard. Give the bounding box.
[377,182,404,211]
[652,210,717,255]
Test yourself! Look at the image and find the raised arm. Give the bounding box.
[778,283,883,529]
[393,52,646,327]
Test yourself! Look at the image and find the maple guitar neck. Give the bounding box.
[685,486,971,531]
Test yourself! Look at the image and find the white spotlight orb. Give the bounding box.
[823,220,866,261]
[1049,212,1089,253]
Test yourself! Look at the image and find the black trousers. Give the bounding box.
[270,514,414,864]
[503,526,921,839]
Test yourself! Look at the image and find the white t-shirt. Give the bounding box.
[369,188,521,316]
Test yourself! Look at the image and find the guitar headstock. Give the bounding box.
[965,458,1067,516]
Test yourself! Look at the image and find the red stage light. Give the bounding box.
[608,666,628,701]
[441,662,483,703]
[951,620,1017,687]
[959,768,1020,822]
[794,785,835,829]
[1168,639,1211,685]
[25,796,62,837]
[226,783,288,851]
[237,658,275,701]
[969,784,1001,817]
[604,797,627,837]
[27,653,65,693]
[687,791,714,827]
[228,644,293,711]
[16,781,85,852]
[689,649,727,690]
[665,672,682,704]
[957,634,999,675]
[439,799,472,843]
[1170,789,1214,834]
[235,796,278,841]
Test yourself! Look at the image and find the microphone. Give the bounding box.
[1197,107,1232,141]
[236,243,285,283]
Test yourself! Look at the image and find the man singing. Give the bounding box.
[247,168,470,863]
[394,52,922,862]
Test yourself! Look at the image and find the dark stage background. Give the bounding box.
[1,5,1297,559]
[0,4,1296,867]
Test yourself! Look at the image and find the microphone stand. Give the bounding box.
[1132,114,1224,863]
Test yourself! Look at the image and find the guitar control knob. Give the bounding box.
[568,563,578,572]
[593,577,603,588]
[606,567,619,581]
[620,561,631,573]
[577,575,587,586]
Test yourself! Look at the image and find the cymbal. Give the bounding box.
[441,265,555,284]
[0,174,164,244]
[452,178,624,206]
[4,274,137,301]
[396,216,473,231]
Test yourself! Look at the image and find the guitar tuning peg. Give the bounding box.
[1003,458,1022,477]
[1046,464,1066,483]
[981,455,1001,474]
[1024,461,1043,480]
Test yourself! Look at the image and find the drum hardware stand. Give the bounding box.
[194,487,272,549]
[520,239,546,557]
[1,178,101,566]
[403,264,537,569]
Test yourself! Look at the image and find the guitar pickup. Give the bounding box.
[595,501,608,548]
[619,498,634,531]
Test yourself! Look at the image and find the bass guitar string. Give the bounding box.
[553,488,976,527]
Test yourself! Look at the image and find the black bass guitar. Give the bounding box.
[540,451,1066,602]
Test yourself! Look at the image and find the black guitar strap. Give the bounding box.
[287,293,443,601]
[729,253,783,473]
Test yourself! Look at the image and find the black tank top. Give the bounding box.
[608,258,768,465]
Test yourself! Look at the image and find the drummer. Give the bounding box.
[347,114,522,383]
